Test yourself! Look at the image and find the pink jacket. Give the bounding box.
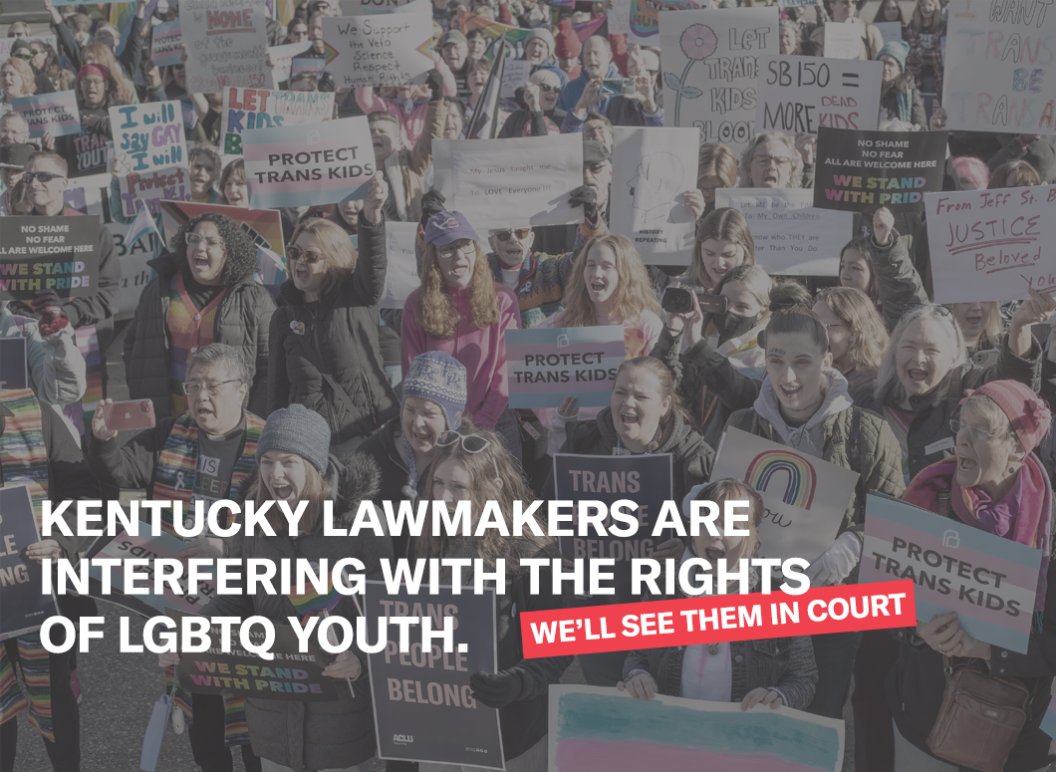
[401,283,521,429]
[354,58,457,147]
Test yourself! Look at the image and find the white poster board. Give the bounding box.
[381,221,419,310]
[267,41,312,86]
[110,101,186,174]
[180,0,270,93]
[610,126,699,265]
[433,134,584,225]
[873,21,903,46]
[324,13,435,88]
[501,59,532,100]
[756,55,882,134]
[823,23,862,59]
[659,8,779,154]
[716,188,851,275]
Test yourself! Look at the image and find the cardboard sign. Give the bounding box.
[365,582,505,769]
[0,216,99,302]
[0,336,28,391]
[116,166,192,219]
[823,22,862,59]
[221,87,335,155]
[550,686,845,772]
[11,91,81,139]
[500,59,532,100]
[243,116,376,209]
[923,185,1053,303]
[610,126,699,265]
[176,619,338,701]
[860,493,1043,654]
[0,485,59,641]
[659,8,779,154]
[110,101,186,173]
[715,188,850,275]
[756,55,882,134]
[505,326,626,409]
[151,20,184,65]
[433,134,584,225]
[381,221,419,310]
[181,0,270,93]
[267,41,312,85]
[942,0,1056,133]
[813,126,947,212]
[553,453,675,602]
[709,428,859,566]
[324,13,435,88]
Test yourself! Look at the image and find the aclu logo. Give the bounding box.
[393,734,414,745]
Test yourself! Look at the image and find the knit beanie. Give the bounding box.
[257,404,332,474]
[877,39,909,72]
[961,380,1053,453]
[554,19,581,58]
[402,351,468,431]
[524,26,555,59]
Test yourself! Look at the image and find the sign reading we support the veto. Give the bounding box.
[324,13,435,88]
[0,216,99,302]
[506,326,626,409]
[756,55,882,134]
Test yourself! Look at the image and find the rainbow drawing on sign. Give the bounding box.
[745,450,817,509]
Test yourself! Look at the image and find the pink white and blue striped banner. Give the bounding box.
[505,325,625,409]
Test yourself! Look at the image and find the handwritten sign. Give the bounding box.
[221,87,334,155]
[505,326,626,408]
[342,0,422,13]
[823,22,862,59]
[814,126,947,213]
[151,20,184,65]
[860,493,1042,654]
[11,91,81,139]
[180,0,270,93]
[659,8,779,154]
[924,185,1054,303]
[0,216,99,302]
[118,166,192,218]
[267,41,312,84]
[110,101,186,174]
[710,428,859,566]
[0,486,59,641]
[756,55,882,134]
[433,134,583,225]
[381,221,419,310]
[0,337,28,390]
[290,57,329,79]
[324,13,435,88]
[716,188,850,275]
[243,116,375,208]
[500,59,531,100]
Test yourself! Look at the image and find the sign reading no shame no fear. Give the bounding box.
[0,216,99,302]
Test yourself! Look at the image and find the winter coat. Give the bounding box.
[879,80,927,129]
[0,309,85,406]
[268,213,399,444]
[861,227,929,332]
[989,136,1056,184]
[123,253,275,417]
[202,453,394,772]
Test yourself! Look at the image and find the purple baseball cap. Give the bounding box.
[424,210,480,248]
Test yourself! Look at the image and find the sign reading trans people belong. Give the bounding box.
[505,326,626,409]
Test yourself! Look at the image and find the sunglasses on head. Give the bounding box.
[492,228,531,241]
[436,431,502,481]
[286,245,325,264]
[23,171,64,183]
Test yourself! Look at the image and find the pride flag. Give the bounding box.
[126,204,159,249]
[287,564,341,618]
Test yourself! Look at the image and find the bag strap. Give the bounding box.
[291,331,376,439]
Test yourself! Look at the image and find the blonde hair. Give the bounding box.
[740,132,804,188]
[717,264,773,312]
[416,241,499,339]
[559,235,660,328]
[909,0,940,31]
[816,286,889,372]
[2,58,35,96]
[944,301,1004,351]
[989,159,1041,189]
[686,207,756,292]
[289,217,357,301]
[698,142,738,189]
[875,304,966,404]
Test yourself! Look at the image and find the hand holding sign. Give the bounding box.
[23,540,62,562]
[322,650,363,680]
[362,173,388,225]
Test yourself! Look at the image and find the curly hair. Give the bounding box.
[80,43,131,103]
[1,58,36,97]
[740,132,804,189]
[173,213,259,285]
[559,235,660,328]
[416,241,499,339]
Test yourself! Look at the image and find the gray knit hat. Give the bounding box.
[257,404,331,474]
[524,26,555,59]
[402,351,467,431]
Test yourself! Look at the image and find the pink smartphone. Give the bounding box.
[103,400,156,431]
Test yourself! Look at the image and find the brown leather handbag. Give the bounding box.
[926,656,1032,772]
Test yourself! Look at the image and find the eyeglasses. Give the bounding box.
[186,233,223,250]
[286,245,325,264]
[436,431,501,480]
[11,50,32,61]
[183,379,241,396]
[950,419,1002,443]
[81,77,106,87]
[438,241,475,260]
[23,171,64,184]
[491,228,531,242]
[752,154,792,168]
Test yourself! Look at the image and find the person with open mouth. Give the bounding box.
[740,132,807,191]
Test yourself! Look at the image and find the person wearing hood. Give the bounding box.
[725,308,905,721]
[522,25,570,88]
[123,213,274,418]
[1,297,85,408]
[557,35,620,113]
[161,404,394,772]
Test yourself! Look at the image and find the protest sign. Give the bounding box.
[813,126,947,213]
[873,21,903,45]
[342,0,422,12]
[549,686,845,772]
[0,485,58,641]
[942,0,1056,133]
[151,20,184,65]
[779,0,816,7]
[81,528,218,618]
[553,453,674,602]
[324,14,435,88]
[0,216,99,302]
[608,0,631,35]
[500,59,531,99]
[116,166,192,219]
[923,185,1054,303]
[11,91,81,139]
[756,55,882,134]
[1043,694,1056,742]
[860,493,1043,654]
[505,326,626,409]
[243,116,375,209]
[710,428,859,565]
[0,337,28,390]
[110,101,186,173]
[610,126,699,264]
[659,8,778,154]
[221,87,335,155]
[267,41,312,85]
[381,221,419,310]
[433,134,584,225]
[365,582,505,769]
[627,0,701,45]
[715,188,850,275]
[181,0,270,93]
[823,23,862,59]
[176,619,337,701]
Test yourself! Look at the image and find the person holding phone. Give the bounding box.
[0,298,85,407]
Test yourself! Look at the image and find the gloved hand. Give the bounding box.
[470,670,522,709]
[426,69,444,102]
[805,532,862,587]
[568,184,598,224]
[420,189,446,229]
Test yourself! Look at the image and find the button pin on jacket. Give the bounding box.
[290,320,306,335]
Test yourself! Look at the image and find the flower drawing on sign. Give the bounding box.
[667,24,717,126]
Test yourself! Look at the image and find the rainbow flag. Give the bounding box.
[287,564,341,618]
[572,15,607,42]
[459,12,531,55]
[256,246,288,288]
[109,1,160,56]
[126,204,159,249]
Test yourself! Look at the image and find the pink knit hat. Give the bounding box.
[961,380,1052,452]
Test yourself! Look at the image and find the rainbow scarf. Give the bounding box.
[0,635,53,742]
